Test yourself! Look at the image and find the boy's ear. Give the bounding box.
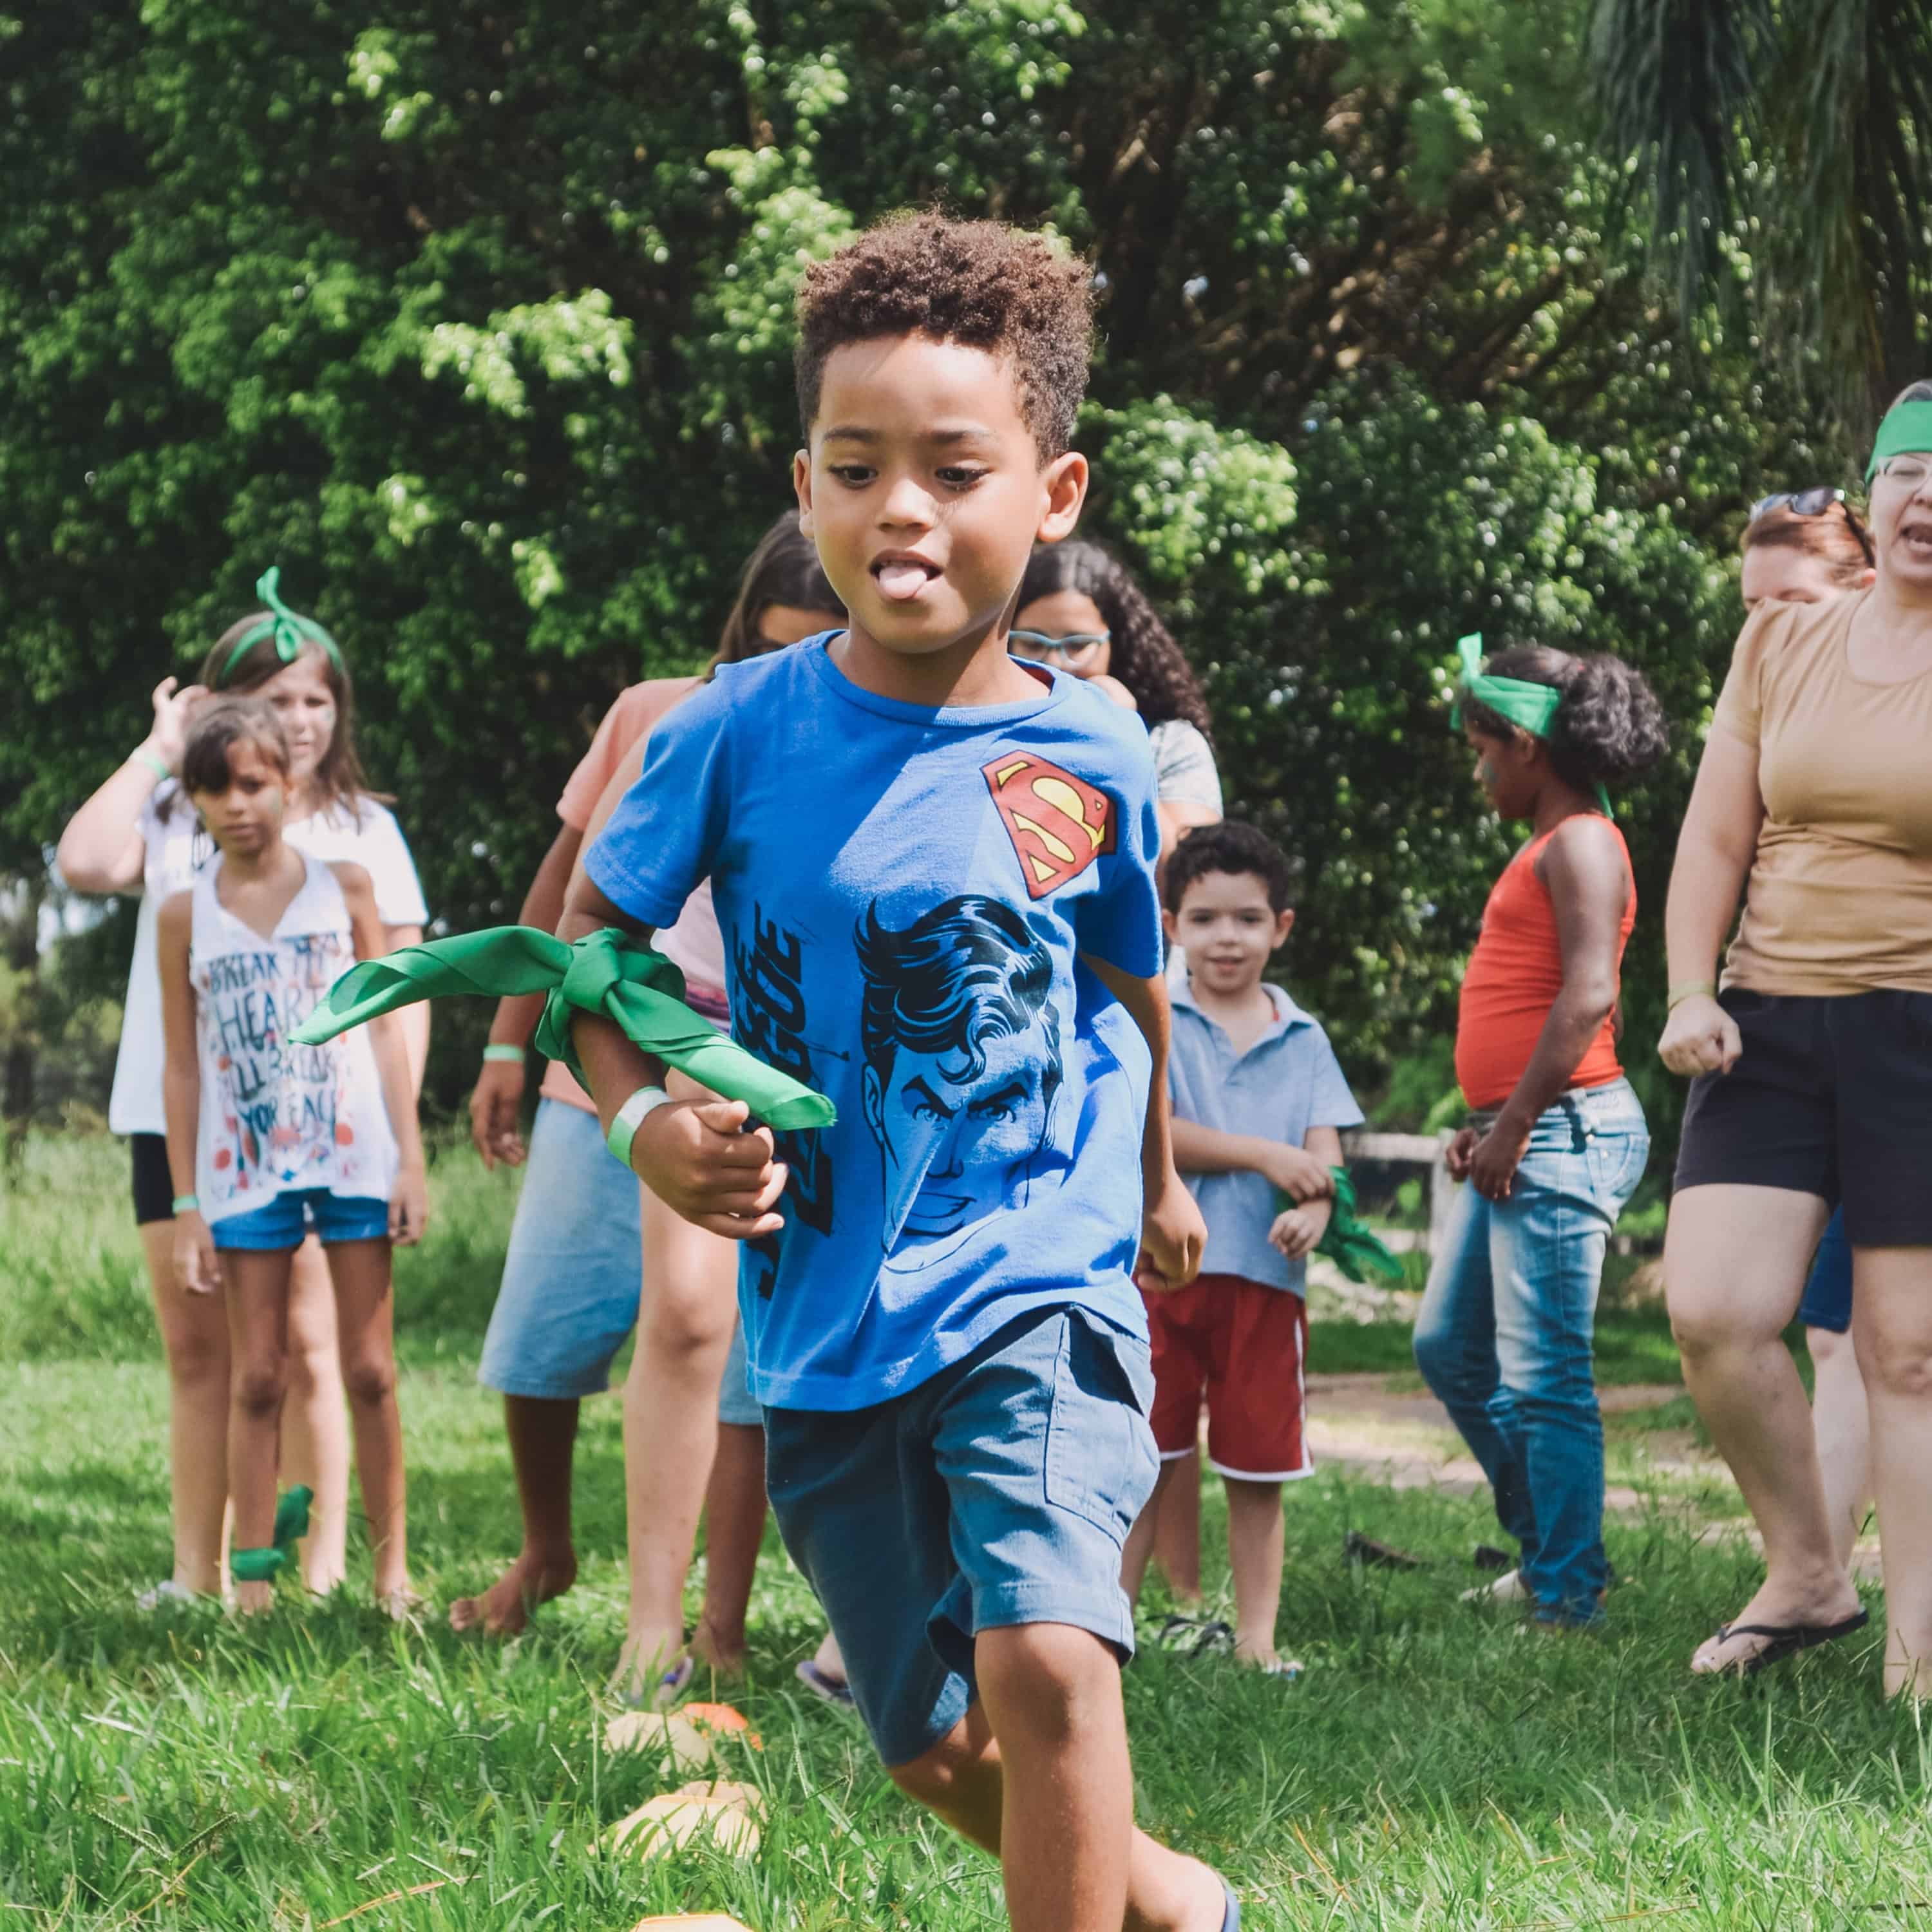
[1274,907,1296,948]
[1035,450,1088,544]
[1161,905,1180,949]
[792,448,814,536]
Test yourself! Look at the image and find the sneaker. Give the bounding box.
[1461,1568,1530,1605]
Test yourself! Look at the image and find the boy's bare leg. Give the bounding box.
[893,1625,1228,1932]
[1151,1450,1204,1604]
[449,1397,581,1633]
[1808,1326,1873,1572]
[1122,1458,1184,1600]
[612,1182,737,1700]
[281,1234,351,1594]
[692,1422,768,1674]
[1224,1478,1285,1666]
[326,1239,411,1606]
[222,1247,296,1614]
[139,1222,231,1596]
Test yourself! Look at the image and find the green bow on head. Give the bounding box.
[218,567,346,687]
[1275,1168,1406,1286]
[1450,632,1611,817]
[290,925,836,1132]
[1866,398,1932,483]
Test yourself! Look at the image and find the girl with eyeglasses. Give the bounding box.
[1659,385,1932,1691]
[55,574,430,1607]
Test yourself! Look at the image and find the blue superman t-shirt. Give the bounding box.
[585,636,1164,1412]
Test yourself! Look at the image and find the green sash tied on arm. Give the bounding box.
[1450,632,1613,817]
[1276,1168,1406,1287]
[1866,398,1932,482]
[290,926,836,1132]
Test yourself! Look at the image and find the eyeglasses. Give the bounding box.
[1009,629,1110,662]
[1873,455,1932,489]
[1748,487,1875,565]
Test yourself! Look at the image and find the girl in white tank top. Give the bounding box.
[158,700,427,1613]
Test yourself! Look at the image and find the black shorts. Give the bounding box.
[130,1132,174,1227]
[1674,988,1932,1246]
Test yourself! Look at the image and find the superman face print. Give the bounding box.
[857,895,1064,1256]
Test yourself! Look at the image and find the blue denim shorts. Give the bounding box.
[717,1316,760,1427]
[1798,1208,1852,1334]
[211,1188,390,1251]
[763,1305,1159,1767]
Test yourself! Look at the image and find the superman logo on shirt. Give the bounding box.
[981,752,1117,899]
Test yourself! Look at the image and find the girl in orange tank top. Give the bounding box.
[1412,639,1666,1629]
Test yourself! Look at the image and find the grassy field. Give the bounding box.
[3,1134,1926,1929]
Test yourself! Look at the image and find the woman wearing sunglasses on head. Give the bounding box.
[1014,541,1222,860]
[1659,394,1932,1692]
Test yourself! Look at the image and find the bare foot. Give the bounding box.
[609,1625,688,1709]
[1691,1572,1862,1674]
[379,1585,424,1622]
[233,1580,276,1617]
[690,1616,748,1677]
[448,1549,577,1636]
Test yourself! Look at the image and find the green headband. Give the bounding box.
[1866,399,1932,483]
[218,568,345,687]
[1450,633,1612,816]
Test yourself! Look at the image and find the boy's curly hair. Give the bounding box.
[794,211,1094,460]
[1163,820,1296,916]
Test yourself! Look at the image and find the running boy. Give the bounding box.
[1121,821,1361,1674]
[562,213,1238,1932]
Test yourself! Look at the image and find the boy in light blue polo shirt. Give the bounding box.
[1121,822,1363,1676]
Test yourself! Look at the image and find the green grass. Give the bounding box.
[3,1134,1926,1929]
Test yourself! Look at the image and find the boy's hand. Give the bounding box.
[1444,1126,1479,1182]
[631,1097,788,1240]
[174,1211,219,1296]
[469,1056,528,1170]
[390,1161,430,1245]
[1269,1197,1333,1261]
[1135,1166,1206,1294]
[1265,1142,1336,1203]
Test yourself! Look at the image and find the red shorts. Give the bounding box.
[1144,1273,1311,1482]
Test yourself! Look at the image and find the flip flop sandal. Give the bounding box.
[1705,1607,1870,1676]
[795,1659,857,1709]
[1345,1531,1426,1570]
[1472,1544,1513,1573]
[1191,1620,1236,1657]
[1221,1880,1242,1930]
[1153,1613,1207,1651]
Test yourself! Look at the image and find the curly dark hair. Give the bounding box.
[795,211,1094,460]
[1162,820,1295,915]
[1459,643,1669,794]
[1017,542,1213,735]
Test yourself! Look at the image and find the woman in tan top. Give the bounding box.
[1661,388,1932,1694]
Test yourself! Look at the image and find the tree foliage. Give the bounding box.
[1,0,1841,1124]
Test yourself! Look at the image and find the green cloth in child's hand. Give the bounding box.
[1276,1167,1406,1286]
[289,926,835,1132]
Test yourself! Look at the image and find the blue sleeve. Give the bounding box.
[583,677,734,931]
[1305,1026,1366,1133]
[1074,732,1163,978]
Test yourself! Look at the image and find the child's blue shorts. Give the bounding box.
[763,1305,1159,1768]
[1797,1207,1852,1335]
[211,1189,389,1251]
[478,1095,760,1419]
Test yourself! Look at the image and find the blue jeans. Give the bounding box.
[1413,1079,1650,1625]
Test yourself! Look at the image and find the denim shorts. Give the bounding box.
[478,1096,759,1415]
[211,1188,390,1251]
[763,1305,1159,1768]
[1797,1208,1852,1334]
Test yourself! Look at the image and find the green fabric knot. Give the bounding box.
[290,925,835,1132]
[230,1484,314,1583]
[1276,1167,1406,1287]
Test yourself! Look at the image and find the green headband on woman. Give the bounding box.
[1450,632,1611,815]
[218,568,345,687]
[1865,399,1932,483]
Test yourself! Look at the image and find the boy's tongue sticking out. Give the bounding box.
[874,556,937,601]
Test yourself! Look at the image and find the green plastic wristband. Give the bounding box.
[481,1044,526,1064]
[171,1194,200,1214]
[1667,981,1718,1011]
[131,748,173,782]
[607,1086,673,1171]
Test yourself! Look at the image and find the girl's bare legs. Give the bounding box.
[692,1421,768,1676]
[1852,1247,1932,1699]
[279,1233,352,1595]
[1808,1325,1874,1571]
[325,1238,410,1606]
[1665,1185,1859,1671]
[222,1246,298,1614]
[139,1221,231,1596]
[612,1180,738,1701]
